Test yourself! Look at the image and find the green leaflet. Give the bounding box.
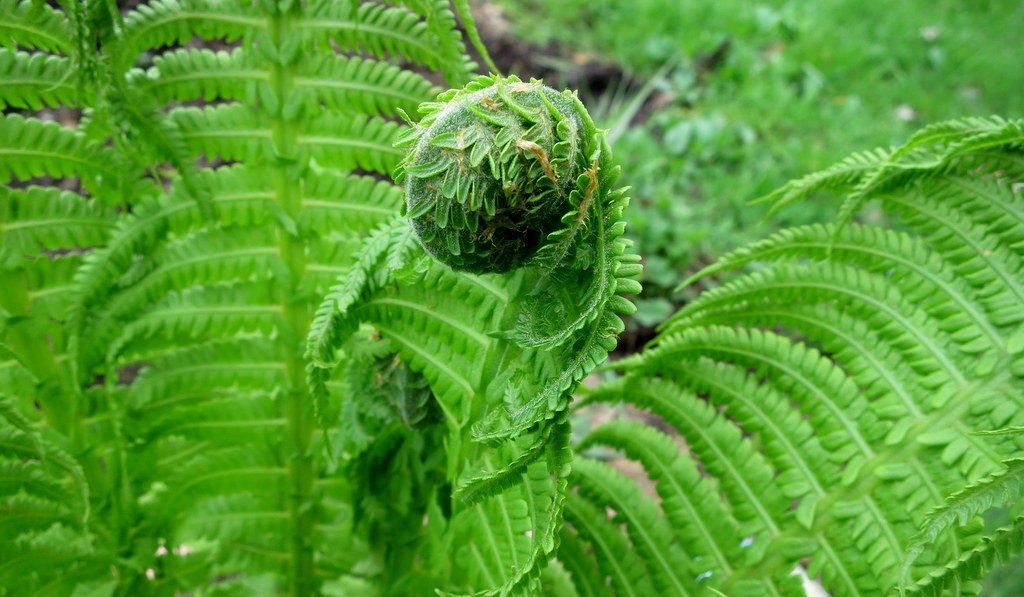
[7,0,1024,594]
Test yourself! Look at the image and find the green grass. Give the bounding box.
[496,0,1024,321]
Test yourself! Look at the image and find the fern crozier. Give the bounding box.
[394,75,589,273]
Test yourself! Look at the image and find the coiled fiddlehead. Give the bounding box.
[394,75,588,274]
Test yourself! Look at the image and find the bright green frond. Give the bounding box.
[299,112,404,175]
[571,458,696,595]
[576,117,1024,596]
[580,419,745,578]
[171,103,272,164]
[906,517,1024,597]
[299,171,403,237]
[108,281,286,362]
[904,459,1024,574]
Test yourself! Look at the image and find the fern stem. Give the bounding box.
[268,7,316,596]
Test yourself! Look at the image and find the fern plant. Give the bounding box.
[558,116,1024,596]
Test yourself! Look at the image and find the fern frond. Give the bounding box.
[451,0,500,75]
[904,459,1024,572]
[444,428,571,596]
[762,117,1024,222]
[756,147,891,215]
[663,263,975,388]
[553,526,607,597]
[149,445,286,525]
[571,458,695,595]
[144,392,281,444]
[0,523,106,590]
[0,396,89,532]
[363,268,501,425]
[576,116,1024,596]
[307,216,413,370]
[295,54,440,117]
[897,116,1014,156]
[171,103,272,164]
[677,222,1006,352]
[71,165,277,358]
[172,493,289,575]
[885,191,1024,323]
[299,112,404,174]
[97,226,284,327]
[107,282,285,363]
[299,171,403,237]
[130,338,286,409]
[562,491,657,596]
[579,419,745,578]
[2,0,488,594]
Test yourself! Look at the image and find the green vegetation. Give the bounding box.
[498,0,1024,316]
[2,0,1023,595]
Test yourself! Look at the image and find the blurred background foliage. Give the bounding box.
[487,0,1024,340]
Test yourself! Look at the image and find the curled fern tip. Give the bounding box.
[394,74,594,274]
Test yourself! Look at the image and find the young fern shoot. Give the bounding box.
[306,74,640,595]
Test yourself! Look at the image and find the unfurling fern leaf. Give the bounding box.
[307,74,640,595]
[565,117,1024,597]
